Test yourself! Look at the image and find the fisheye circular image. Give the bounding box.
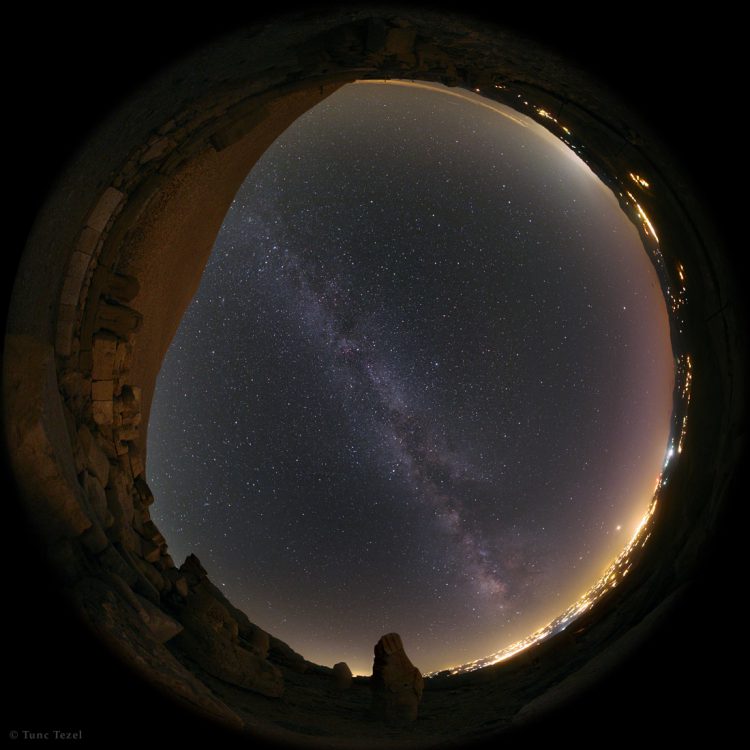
[149,79,674,679]
[5,6,743,750]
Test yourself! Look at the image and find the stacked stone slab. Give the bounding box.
[56,310,185,606]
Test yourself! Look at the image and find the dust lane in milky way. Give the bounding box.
[148,81,674,674]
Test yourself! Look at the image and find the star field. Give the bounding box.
[148,81,674,674]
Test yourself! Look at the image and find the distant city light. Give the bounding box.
[428,495,662,677]
[629,172,650,189]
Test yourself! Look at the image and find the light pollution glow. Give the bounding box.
[426,494,662,676]
[319,81,678,676]
[355,80,682,678]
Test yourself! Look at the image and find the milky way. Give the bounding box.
[258,229,513,600]
[148,81,674,673]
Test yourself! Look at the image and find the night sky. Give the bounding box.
[148,81,674,675]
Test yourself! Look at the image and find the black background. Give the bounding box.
[5,3,743,747]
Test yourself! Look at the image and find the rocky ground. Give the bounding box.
[67,542,542,748]
[71,544,650,748]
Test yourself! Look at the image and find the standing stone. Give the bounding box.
[333,662,353,690]
[370,633,424,723]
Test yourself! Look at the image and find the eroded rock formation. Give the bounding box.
[173,567,284,698]
[70,575,243,728]
[3,332,288,718]
[269,634,312,673]
[370,633,424,723]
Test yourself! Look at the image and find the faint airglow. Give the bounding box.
[355,79,529,128]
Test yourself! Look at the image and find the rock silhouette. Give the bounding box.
[269,634,311,673]
[370,633,424,723]
[333,661,353,690]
